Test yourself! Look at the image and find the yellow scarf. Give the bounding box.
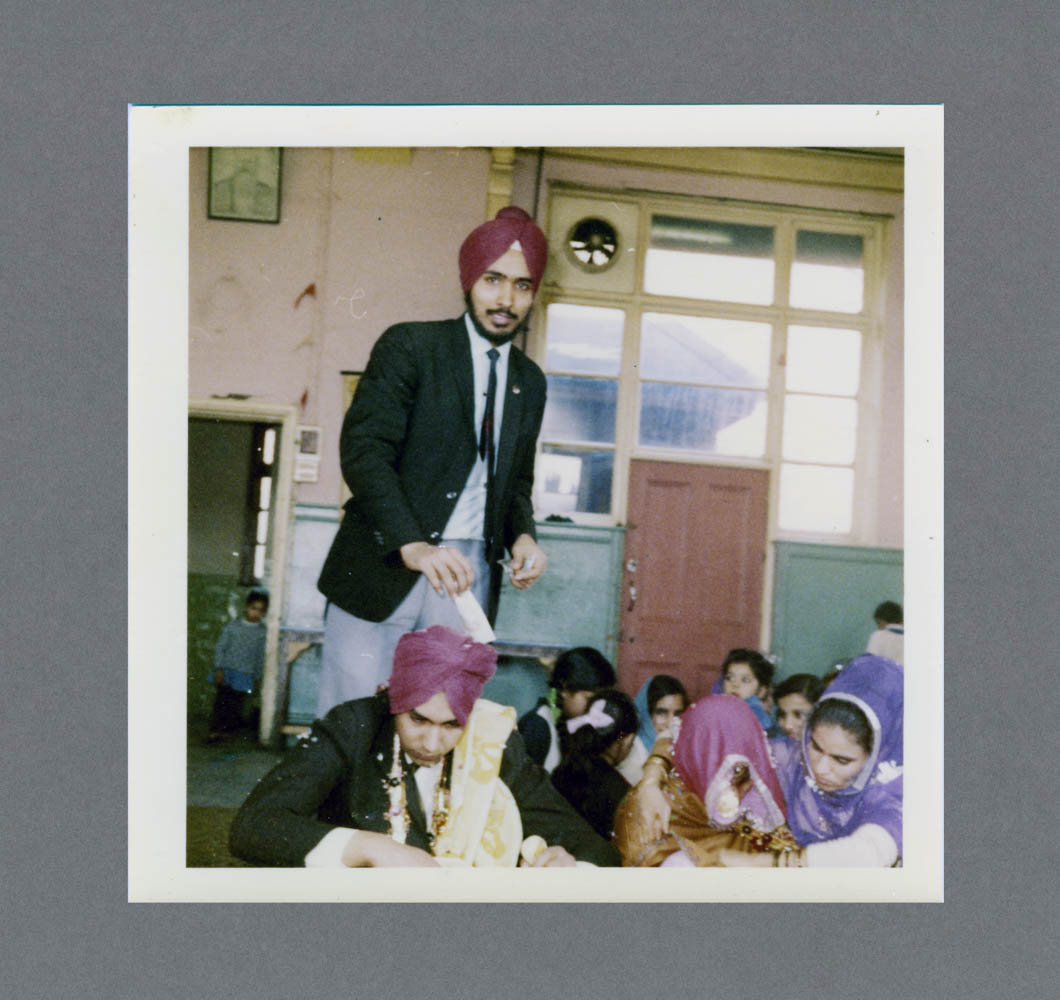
[431,699,524,867]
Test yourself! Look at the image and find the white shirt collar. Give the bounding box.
[463,312,513,364]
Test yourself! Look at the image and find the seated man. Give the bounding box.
[230,625,620,867]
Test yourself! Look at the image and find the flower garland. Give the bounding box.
[382,732,450,851]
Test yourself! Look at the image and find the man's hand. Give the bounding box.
[213,669,224,685]
[522,844,577,868]
[508,534,546,590]
[400,541,475,597]
[341,830,441,868]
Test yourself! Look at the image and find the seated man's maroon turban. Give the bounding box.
[458,206,549,293]
[387,625,497,726]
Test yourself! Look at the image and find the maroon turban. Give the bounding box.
[458,206,549,293]
[387,625,497,726]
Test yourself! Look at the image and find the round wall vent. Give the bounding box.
[565,217,620,272]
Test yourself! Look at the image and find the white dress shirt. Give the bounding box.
[441,315,512,541]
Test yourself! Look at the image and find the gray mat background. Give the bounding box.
[4,2,1057,998]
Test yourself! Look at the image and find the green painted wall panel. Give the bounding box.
[771,542,903,680]
[493,523,625,661]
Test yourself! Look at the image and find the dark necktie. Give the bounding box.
[479,348,500,550]
[479,348,500,469]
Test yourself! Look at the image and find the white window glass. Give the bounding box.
[258,476,272,510]
[640,313,771,387]
[544,303,624,376]
[778,464,855,534]
[542,375,618,444]
[538,445,613,515]
[789,231,864,313]
[786,326,862,396]
[261,428,276,465]
[639,384,767,456]
[782,395,857,464]
[644,215,775,305]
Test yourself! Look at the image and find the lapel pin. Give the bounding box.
[511,384,521,394]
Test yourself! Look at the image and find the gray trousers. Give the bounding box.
[315,539,490,717]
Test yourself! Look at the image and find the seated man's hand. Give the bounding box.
[522,844,576,868]
[341,830,441,868]
[400,541,475,597]
[508,534,546,590]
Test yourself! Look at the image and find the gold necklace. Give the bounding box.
[383,732,450,852]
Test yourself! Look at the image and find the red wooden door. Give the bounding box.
[618,460,769,702]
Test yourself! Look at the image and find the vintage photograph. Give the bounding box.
[130,106,942,901]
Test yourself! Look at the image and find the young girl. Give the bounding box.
[613,695,795,867]
[718,648,775,731]
[618,674,690,784]
[771,673,825,744]
[517,647,616,772]
[550,689,638,840]
[723,654,903,868]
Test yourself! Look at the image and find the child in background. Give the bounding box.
[207,590,268,743]
[867,600,904,665]
[720,648,775,731]
[517,647,616,772]
[551,689,638,840]
[771,673,825,744]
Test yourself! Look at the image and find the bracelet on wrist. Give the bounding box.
[645,754,672,773]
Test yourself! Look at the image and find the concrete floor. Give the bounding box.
[186,723,284,866]
[187,731,283,808]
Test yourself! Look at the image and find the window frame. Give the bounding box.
[529,187,891,545]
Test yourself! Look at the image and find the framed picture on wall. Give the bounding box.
[207,147,282,223]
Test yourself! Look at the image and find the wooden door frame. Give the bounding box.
[189,398,298,742]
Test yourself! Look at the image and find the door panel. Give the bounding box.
[618,460,769,702]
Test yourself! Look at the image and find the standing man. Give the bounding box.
[315,206,550,716]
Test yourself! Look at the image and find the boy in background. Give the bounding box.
[867,600,904,665]
[206,590,268,743]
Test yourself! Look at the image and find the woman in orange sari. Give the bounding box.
[613,694,797,867]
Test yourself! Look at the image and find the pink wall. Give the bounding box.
[189,147,490,506]
[189,147,903,544]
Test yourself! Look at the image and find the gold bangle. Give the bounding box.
[645,754,672,773]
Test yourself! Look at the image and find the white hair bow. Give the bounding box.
[565,699,612,734]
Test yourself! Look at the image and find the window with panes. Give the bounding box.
[533,193,887,540]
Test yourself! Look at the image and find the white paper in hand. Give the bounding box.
[451,589,495,643]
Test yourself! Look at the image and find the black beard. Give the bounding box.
[464,293,533,346]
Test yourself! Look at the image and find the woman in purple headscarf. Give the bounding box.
[722,654,903,867]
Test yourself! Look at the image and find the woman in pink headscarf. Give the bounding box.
[613,695,797,867]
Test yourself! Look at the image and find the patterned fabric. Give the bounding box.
[780,655,904,853]
[672,695,787,828]
[614,773,799,867]
[615,695,792,868]
[432,699,523,866]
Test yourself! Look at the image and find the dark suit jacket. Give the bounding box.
[317,318,547,623]
[229,693,621,867]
